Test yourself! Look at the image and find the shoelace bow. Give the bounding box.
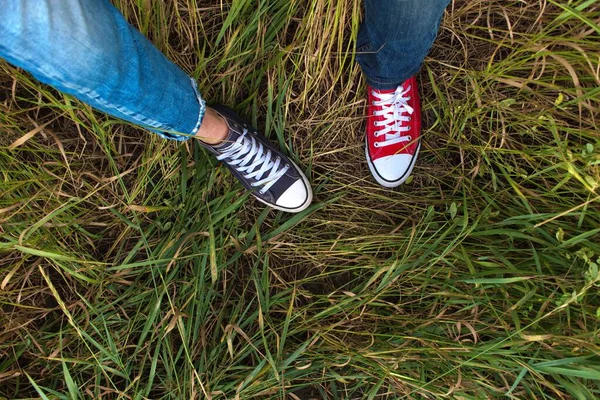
[372,85,414,148]
[216,129,290,194]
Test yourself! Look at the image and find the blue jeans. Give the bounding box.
[0,1,448,139]
[0,0,204,141]
[357,0,450,90]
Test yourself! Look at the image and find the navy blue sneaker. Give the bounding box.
[202,105,312,213]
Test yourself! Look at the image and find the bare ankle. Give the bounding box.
[196,107,228,145]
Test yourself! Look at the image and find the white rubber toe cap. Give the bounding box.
[369,154,416,188]
[275,179,311,211]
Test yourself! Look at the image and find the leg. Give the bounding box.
[359,0,450,187]
[356,0,450,90]
[0,0,204,140]
[0,0,311,212]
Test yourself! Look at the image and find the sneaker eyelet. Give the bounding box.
[407,126,412,130]
[374,142,379,148]
[407,136,412,141]
[407,117,412,121]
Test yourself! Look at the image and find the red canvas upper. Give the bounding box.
[366,76,421,161]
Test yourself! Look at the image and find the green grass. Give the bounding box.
[1,0,600,398]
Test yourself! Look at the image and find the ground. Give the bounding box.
[1,0,599,399]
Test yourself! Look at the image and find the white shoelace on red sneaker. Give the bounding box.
[216,129,290,194]
[372,85,414,148]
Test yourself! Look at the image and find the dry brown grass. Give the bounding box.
[1,0,599,398]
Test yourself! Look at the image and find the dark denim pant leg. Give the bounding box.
[356,0,450,90]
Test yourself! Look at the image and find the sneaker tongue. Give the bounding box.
[380,103,401,138]
[211,124,262,168]
[212,124,244,152]
[376,90,407,137]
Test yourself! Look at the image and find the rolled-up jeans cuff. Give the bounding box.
[364,64,422,91]
[153,78,206,142]
[189,79,206,137]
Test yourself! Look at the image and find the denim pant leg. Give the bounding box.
[356,0,450,90]
[0,0,204,140]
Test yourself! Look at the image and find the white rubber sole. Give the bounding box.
[252,159,313,213]
[365,142,420,188]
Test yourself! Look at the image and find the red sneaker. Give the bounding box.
[365,76,421,187]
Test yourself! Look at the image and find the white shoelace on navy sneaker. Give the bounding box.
[216,129,290,194]
[372,85,414,148]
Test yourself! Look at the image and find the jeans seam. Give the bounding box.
[364,62,421,89]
